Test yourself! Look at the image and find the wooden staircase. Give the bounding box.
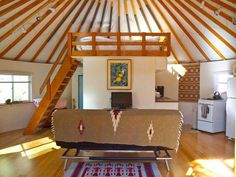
[24,56,80,135]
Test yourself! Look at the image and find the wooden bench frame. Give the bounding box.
[61,148,172,172]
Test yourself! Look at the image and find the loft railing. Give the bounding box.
[40,32,170,95]
[68,32,171,57]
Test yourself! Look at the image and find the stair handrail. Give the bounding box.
[40,45,67,94]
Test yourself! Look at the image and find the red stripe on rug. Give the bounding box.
[81,167,88,177]
[137,165,143,177]
[72,162,84,177]
[144,163,154,177]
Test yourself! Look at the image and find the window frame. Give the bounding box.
[0,73,32,104]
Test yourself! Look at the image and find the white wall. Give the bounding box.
[71,66,83,109]
[0,103,35,133]
[200,59,236,98]
[179,102,198,126]
[0,59,72,133]
[81,56,178,110]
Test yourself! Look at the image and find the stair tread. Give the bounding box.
[48,104,55,107]
[24,56,76,134]
[63,78,70,81]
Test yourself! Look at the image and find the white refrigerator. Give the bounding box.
[226,77,236,139]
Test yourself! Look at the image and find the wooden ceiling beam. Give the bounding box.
[176,0,236,54]
[30,0,83,62]
[47,41,67,64]
[47,0,91,63]
[225,0,236,3]
[0,0,31,17]
[0,0,64,58]
[118,0,121,32]
[185,0,236,38]
[77,0,95,32]
[158,0,210,61]
[136,0,152,32]
[13,0,73,61]
[171,50,181,64]
[166,0,226,60]
[98,0,107,32]
[0,0,54,43]
[108,1,114,32]
[0,0,18,8]
[130,0,141,32]
[0,0,46,28]
[151,0,194,63]
[124,0,131,32]
[210,0,236,13]
[88,0,102,32]
[145,0,180,64]
[143,0,162,31]
[47,0,95,63]
[39,45,67,94]
[195,0,232,23]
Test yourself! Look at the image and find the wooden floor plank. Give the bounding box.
[0,126,234,177]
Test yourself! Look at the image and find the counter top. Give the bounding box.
[155,97,178,102]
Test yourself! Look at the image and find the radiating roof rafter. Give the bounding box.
[0,0,235,64]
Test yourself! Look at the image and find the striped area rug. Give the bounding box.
[64,162,162,177]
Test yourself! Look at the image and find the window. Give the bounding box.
[0,74,32,104]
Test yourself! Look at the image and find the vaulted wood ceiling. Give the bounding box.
[0,0,235,64]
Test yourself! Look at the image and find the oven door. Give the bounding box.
[198,104,213,122]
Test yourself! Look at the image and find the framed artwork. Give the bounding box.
[107,59,132,90]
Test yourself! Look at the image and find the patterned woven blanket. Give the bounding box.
[52,109,183,151]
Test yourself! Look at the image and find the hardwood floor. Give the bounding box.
[0,126,234,177]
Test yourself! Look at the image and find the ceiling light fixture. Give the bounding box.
[36,15,41,21]
[214,7,222,16]
[49,7,56,13]
[232,17,236,25]
[21,26,27,33]
[201,0,205,8]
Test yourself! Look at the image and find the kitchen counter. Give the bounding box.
[155,97,178,102]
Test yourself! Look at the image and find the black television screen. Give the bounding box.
[111,92,132,109]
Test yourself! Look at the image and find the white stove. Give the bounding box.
[197,98,226,133]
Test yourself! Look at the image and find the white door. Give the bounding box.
[226,98,236,139]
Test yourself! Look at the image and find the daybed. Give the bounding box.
[52,109,183,171]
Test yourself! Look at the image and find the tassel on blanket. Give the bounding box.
[51,116,55,138]
[175,111,184,152]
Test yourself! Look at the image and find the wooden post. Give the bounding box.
[166,33,171,56]
[92,32,96,55]
[142,33,146,56]
[117,33,121,56]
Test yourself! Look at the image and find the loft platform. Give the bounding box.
[68,32,171,57]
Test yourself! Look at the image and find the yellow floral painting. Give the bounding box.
[107,59,132,90]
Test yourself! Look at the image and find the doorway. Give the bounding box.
[78,75,83,109]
